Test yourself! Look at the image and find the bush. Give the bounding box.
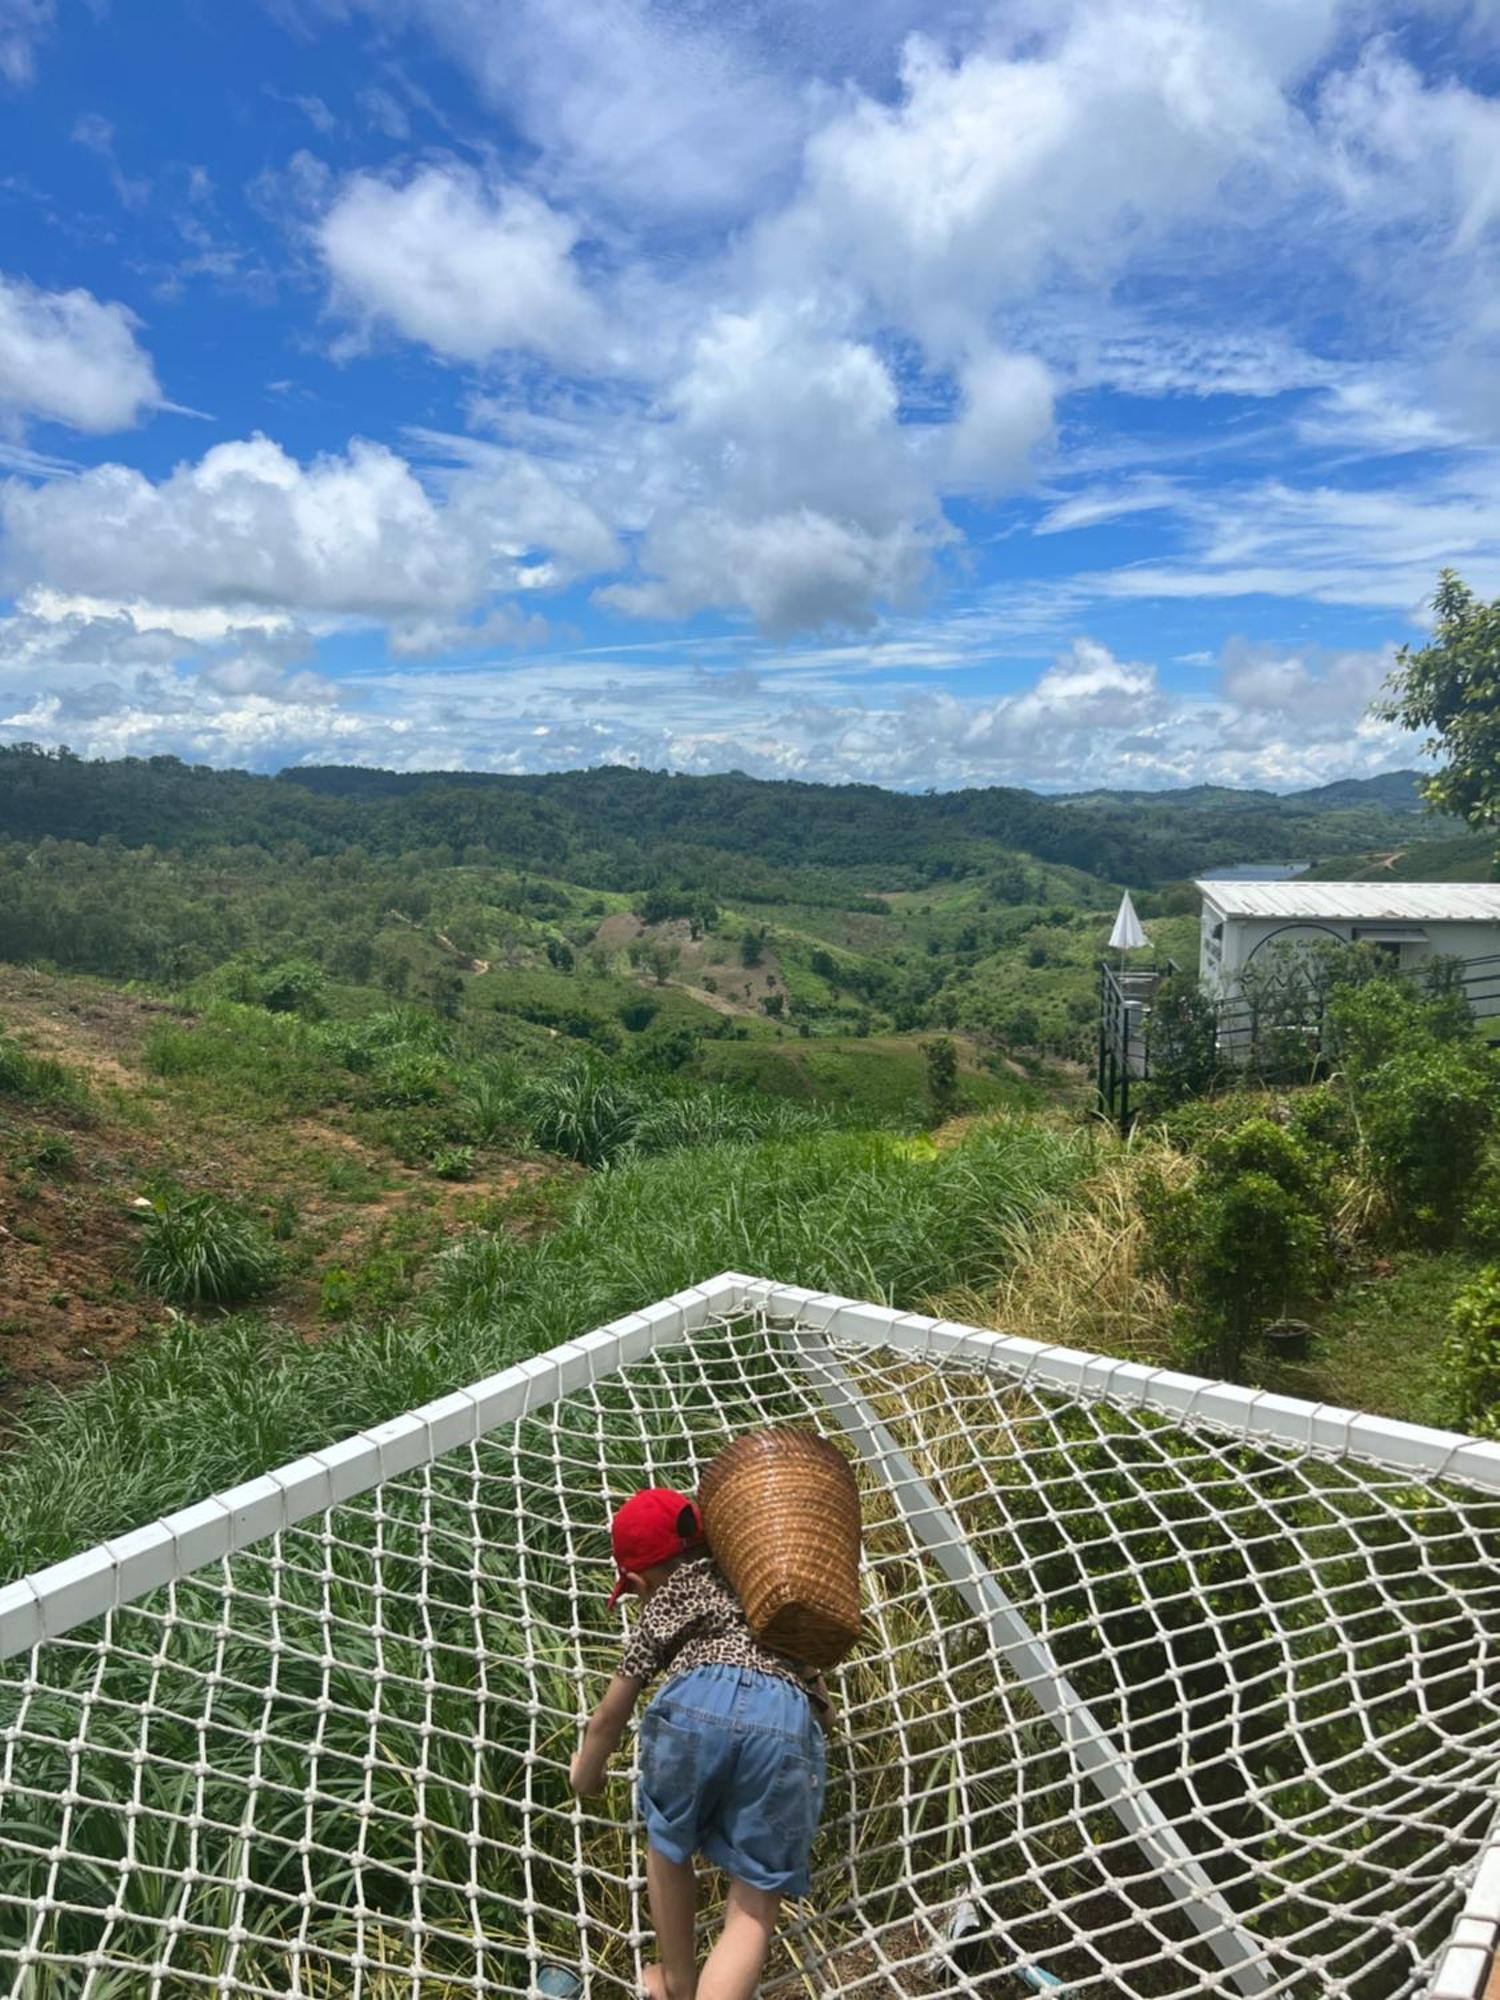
[200,954,328,1018]
[137,1192,281,1306]
[1142,1119,1329,1379]
[1440,1266,1500,1434]
[1360,1043,1497,1240]
[455,1061,521,1146]
[1200,1117,1322,1206]
[1140,976,1222,1108]
[1325,977,1471,1081]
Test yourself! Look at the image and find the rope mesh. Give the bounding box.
[0,1302,1498,1998]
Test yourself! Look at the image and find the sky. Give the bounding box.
[2,1,1499,793]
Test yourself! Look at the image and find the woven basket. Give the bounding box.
[699,1429,862,1670]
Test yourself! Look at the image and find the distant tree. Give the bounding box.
[763,992,785,1019]
[1002,1003,1041,1049]
[647,942,681,986]
[740,928,766,968]
[1376,569,1500,828]
[426,968,464,1019]
[922,1036,961,1121]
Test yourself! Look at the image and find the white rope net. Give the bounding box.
[1,1291,1499,1999]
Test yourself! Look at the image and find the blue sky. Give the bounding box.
[2,0,1499,791]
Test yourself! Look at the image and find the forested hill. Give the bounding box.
[0,745,1453,891]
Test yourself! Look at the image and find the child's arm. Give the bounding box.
[803,1669,835,1731]
[571,1673,642,1796]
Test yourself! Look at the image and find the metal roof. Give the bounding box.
[1194,880,1500,921]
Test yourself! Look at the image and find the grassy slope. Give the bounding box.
[697,1032,1037,1118]
[1302,833,1496,882]
[0,1117,1088,1573]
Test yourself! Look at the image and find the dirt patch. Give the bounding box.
[0,966,191,1091]
[0,968,559,1405]
[593,912,644,951]
[0,1107,163,1408]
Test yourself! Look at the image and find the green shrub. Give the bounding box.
[431,1144,475,1182]
[1140,975,1222,1107]
[1154,1092,1288,1157]
[201,954,328,1018]
[1325,976,1471,1081]
[1360,1043,1498,1240]
[1200,1117,1322,1207]
[370,1048,452,1108]
[1142,1120,1330,1379]
[137,1191,281,1306]
[1285,1082,1353,1158]
[1440,1266,1500,1434]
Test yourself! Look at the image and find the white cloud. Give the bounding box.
[318,164,602,366]
[947,349,1054,492]
[2,434,477,616]
[0,613,1416,793]
[0,0,52,86]
[354,0,809,220]
[0,273,160,433]
[386,605,549,658]
[668,305,922,524]
[1080,459,1500,612]
[758,2,1338,361]
[600,508,936,638]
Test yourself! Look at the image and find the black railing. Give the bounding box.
[1098,949,1500,1130]
[1097,960,1179,1131]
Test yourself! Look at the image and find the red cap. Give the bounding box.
[608,1489,703,1608]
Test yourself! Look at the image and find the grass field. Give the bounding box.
[696,1032,1038,1117]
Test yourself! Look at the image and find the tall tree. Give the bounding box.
[1377,570,1500,827]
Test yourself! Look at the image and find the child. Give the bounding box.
[571,1487,832,2000]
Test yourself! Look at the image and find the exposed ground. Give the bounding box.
[0,966,556,1409]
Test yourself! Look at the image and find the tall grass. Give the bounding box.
[515,1057,835,1167]
[937,1131,1189,1367]
[136,1190,282,1307]
[0,1118,1088,1575]
[0,1034,89,1112]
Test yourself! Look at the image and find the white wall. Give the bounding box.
[1198,910,1500,1004]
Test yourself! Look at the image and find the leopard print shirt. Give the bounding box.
[616,1556,814,1699]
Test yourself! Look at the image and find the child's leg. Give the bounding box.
[696,1878,780,2000]
[644,1845,699,2000]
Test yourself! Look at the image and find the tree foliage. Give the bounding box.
[1377,569,1500,828]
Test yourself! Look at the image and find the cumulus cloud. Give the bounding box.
[0,431,622,624]
[601,509,936,638]
[0,612,1417,793]
[758,2,1338,361]
[0,273,160,433]
[947,350,1055,492]
[318,165,603,365]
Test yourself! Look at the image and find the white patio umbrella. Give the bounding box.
[1108,891,1150,980]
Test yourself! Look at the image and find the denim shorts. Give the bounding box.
[636,1665,827,1898]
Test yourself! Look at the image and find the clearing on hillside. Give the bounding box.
[0,1277,1497,1998]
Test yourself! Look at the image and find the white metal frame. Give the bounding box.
[2,1270,1497,1998]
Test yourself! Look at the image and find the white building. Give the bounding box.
[1196,880,1500,1007]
